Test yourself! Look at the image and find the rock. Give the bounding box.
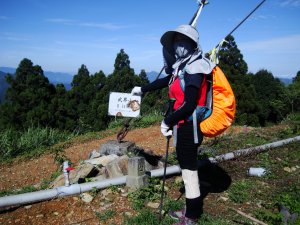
[53,212,59,216]
[124,212,132,217]
[218,196,229,202]
[116,155,129,174]
[81,193,94,203]
[121,193,128,197]
[144,160,164,172]
[68,163,99,182]
[50,163,99,188]
[105,155,129,178]
[99,140,135,156]
[84,154,119,166]
[284,167,292,173]
[147,202,160,209]
[24,205,32,209]
[90,175,106,182]
[105,162,123,178]
[88,149,101,159]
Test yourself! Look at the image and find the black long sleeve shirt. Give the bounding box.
[141,72,204,126]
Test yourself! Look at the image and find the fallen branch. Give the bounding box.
[230,207,268,225]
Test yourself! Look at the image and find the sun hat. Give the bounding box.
[160,24,199,53]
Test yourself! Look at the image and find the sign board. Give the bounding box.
[108,92,141,118]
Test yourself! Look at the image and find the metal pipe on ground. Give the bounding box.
[0,135,299,209]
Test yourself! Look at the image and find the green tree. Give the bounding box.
[68,65,94,132]
[50,84,77,131]
[218,35,260,126]
[86,70,109,130]
[138,69,150,86]
[105,49,141,93]
[0,58,56,129]
[252,69,288,124]
[286,70,300,113]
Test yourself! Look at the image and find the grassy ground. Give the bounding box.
[0,114,299,225]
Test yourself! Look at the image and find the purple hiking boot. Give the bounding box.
[172,215,198,225]
[169,206,186,221]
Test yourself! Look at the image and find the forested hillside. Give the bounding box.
[0,36,299,134]
[0,71,9,103]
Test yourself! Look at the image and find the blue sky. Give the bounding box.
[0,0,299,78]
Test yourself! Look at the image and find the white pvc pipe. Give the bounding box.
[0,135,299,209]
[0,176,126,208]
[149,165,181,177]
[209,135,300,163]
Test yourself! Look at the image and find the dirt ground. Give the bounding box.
[0,125,268,225]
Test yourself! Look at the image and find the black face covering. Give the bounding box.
[173,41,194,59]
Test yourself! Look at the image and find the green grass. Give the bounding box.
[108,111,163,130]
[228,179,254,203]
[123,209,175,225]
[0,185,38,197]
[0,127,76,161]
[95,209,116,222]
[128,178,162,210]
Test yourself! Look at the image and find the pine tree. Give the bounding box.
[218,35,260,126]
[0,58,56,129]
[252,69,288,124]
[138,69,150,86]
[106,49,140,93]
[286,70,300,113]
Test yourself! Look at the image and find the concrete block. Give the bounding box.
[126,174,148,190]
[128,157,145,177]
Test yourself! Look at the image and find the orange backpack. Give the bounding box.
[200,66,236,137]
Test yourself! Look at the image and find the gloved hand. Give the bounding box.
[161,120,173,137]
[131,86,142,96]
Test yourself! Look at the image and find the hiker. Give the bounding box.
[131,24,215,224]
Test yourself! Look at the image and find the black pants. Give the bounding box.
[176,121,204,219]
[176,121,203,170]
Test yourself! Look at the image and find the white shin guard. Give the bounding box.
[182,169,200,199]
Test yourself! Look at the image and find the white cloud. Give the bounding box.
[45,18,76,25]
[0,16,9,20]
[279,0,300,7]
[79,22,131,30]
[0,32,29,42]
[239,35,300,53]
[46,18,131,30]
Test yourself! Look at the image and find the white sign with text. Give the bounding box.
[108,92,141,118]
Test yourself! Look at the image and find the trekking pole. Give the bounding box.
[190,0,209,27]
[159,136,171,222]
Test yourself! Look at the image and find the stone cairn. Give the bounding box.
[51,140,163,191]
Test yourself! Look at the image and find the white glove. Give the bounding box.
[161,120,173,137]
[131,86,142,96]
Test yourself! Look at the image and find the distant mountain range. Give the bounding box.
[0,67,74,85]
[0,67,74,102]
[0,67,163,102]
[0,67,293,103]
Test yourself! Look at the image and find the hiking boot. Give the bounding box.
[169,206,186,220]
[172,215,198,225]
